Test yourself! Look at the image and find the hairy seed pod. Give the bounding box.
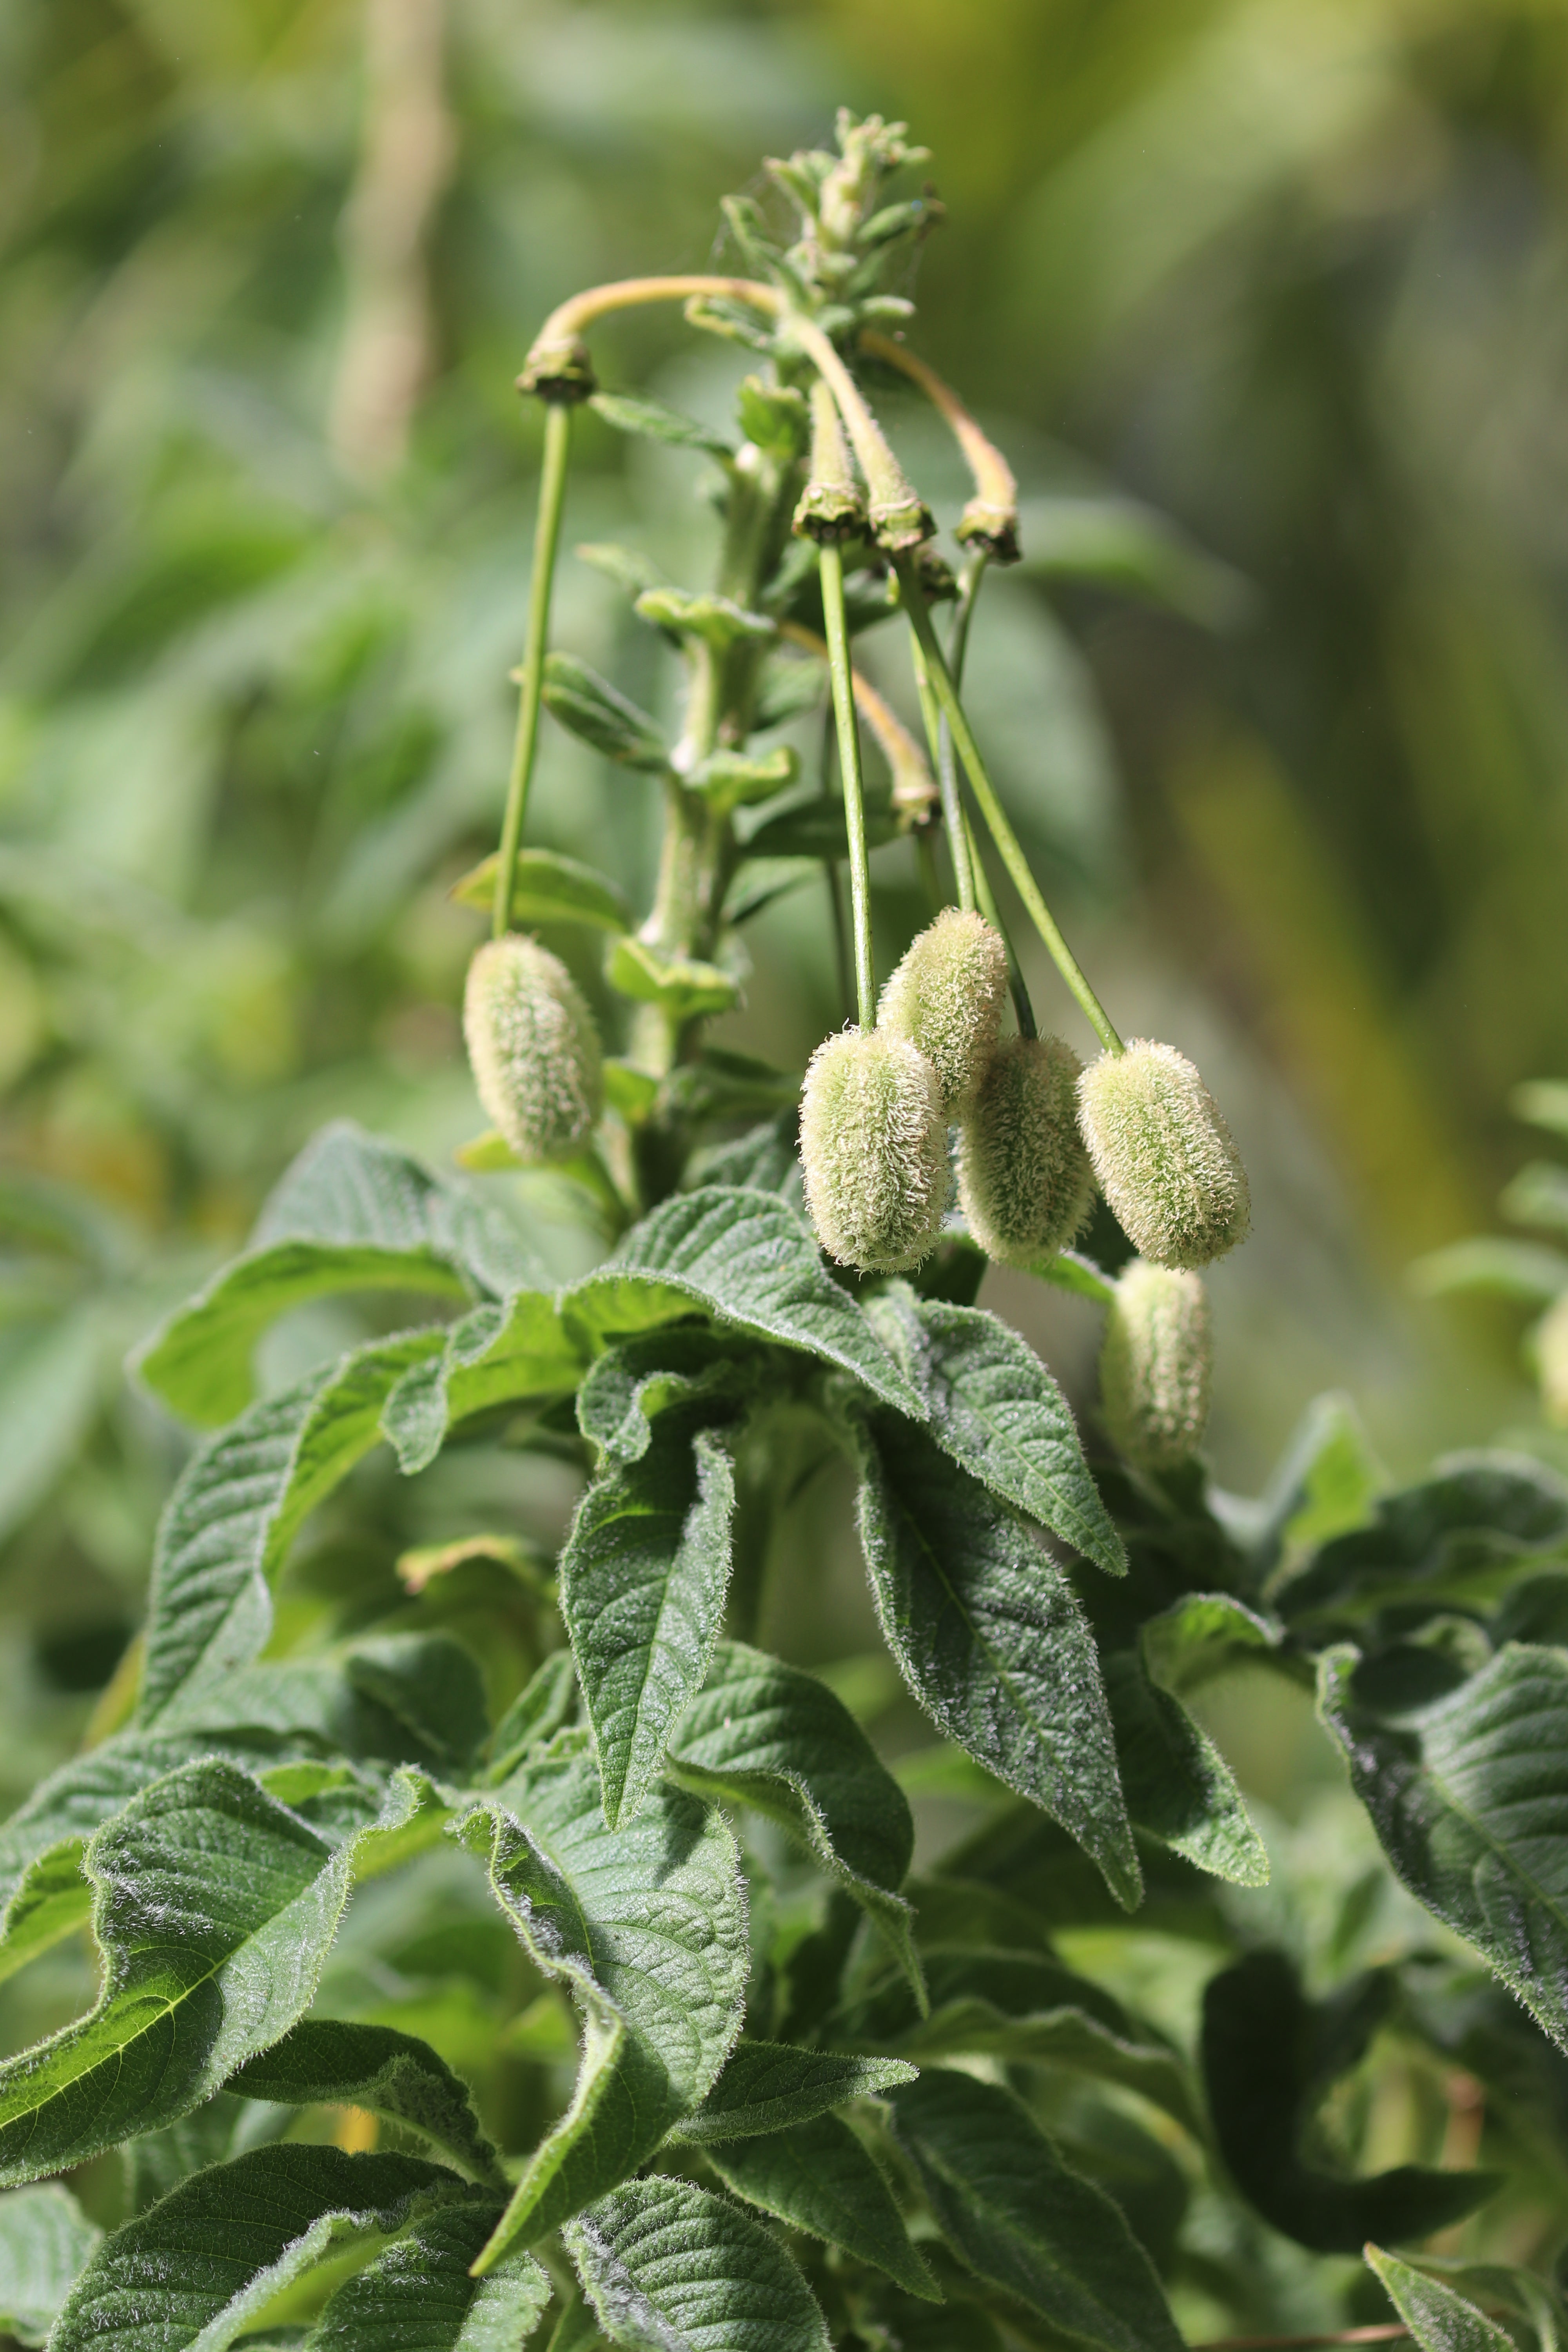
[1100,1258,1212,1472]
[1077,1038,1250,1270]
[463,935,603,1164]
[958,1033,1094,1266]
[799,1027,948,1273]
[1537,1290,1568,1430]
[878,907,1009,1114]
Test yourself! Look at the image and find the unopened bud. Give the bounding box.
[1100,1259,1212,1471]
[794,378,866,544]
[799,1028,947,1273]
[1537,1290,1568,1429]
[463,936,603,1164]
[516,337,597,404]
[879,908,1008,1114]
[958,1033,1093,1266]
[1077,1039,1250,1270]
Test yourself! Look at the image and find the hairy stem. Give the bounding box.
[492,400,573,938]
[819,543,875,1026]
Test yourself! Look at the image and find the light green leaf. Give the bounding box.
[1364,2245,1515,2352]
[379,1292,583,1475]
[856,1413,1140,1911]
[485,1651,580,1782]
[674,2043,917,2142]
[590,391,735,458]
[0,1305,108,1541]
[632,587,774,649]
[0,2183,101,2347]
[1514,1080,1568,1139]
[451,847,634,934]
[542,652,670,771]
[1249,1389,1385,1573]
[1320,1642,1568,2051]
[1032,1249,1117,1304]
[565,2174,829,2352]
[704,2112,937,2300]
[576,1330,762,1464]
[1409,1236,1568,1304]
[1140,1592,1283,1697]
[604,936,740,1020]
[49,2144,474,2352]
[458,1737,748,2267]
[304,2196,550,2350]
[230,2019,504,2186]
[1502,1160,1568,1234]
[564,1187,922,1416]
[667,1641,920,1993]
[688,744,799,809]
[1382,2258,1568,2352]
[563,1416,738,1826]
[1104,1651,1270,1886]
[865,1287,1126,1575]
[889,2071,1185,2352]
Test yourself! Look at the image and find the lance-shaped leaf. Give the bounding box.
[0,1759,428,2185]
[675,2043,917,2142]
[704,2113,937,2300]
[1104,1651,1269,1887]
[0,2183,100,2347]
[1370,2254,1568,2352]
[485,1650,581,1783]
[563,1416,739,1827]
[1320,1642,1568,2052]
[564,1187,922,1416]
[451,844,633,933]
[667,1641,920,1992]
[855,1413,1139,1911]
[380,1292,584,1475]
[48,2143,474,2352]
[590,389,737,457]
[305,2195,551,2350]
[1280,1454,1568,1628]
[230,2019,504,2185]
[458,1737,748,2267]
[565,2174,830,2352]
[1364,2247,1515,2352]
[866,1288,1125,1576]
[889,2071,1186,2352]
[139,1331,445,1722]
[543,651,671,770]
[159,1632,489,1780]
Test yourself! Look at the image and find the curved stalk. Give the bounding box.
[492,399,572,938]
[859,328,1019,559]
[520,274,782,394]
[787,315,930,550]
[818,544,875,1027]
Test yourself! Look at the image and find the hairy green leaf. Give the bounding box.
[485,1650,580,1782]
[259,1120,542,1297]
[1105,1651,1269,1886]
[452,846,633,933]
[305,2196,550,2350]
[0,2183,100,2347]
[590,390,736,457]
[379,1292,583,1475]
[1364,2246,1515,2352]
[675,2042,917,2141]
[856,1413,1139,1911]
[230,2019,503,2185]
[1280,1454,1568,1628]
[576,1330,762,1465]
[889,2070,1185,2352]
[160,1633,488,1778]
[542,652,670,770]
[565,2174,829,2352]
[1139,1592,1284,1696]
[704,2112,937,2299]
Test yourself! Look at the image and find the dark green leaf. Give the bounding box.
[1280,1454,1568,1628]
[0,2183,101,2347]
[722,856,818,926]
[304,2195,550,2350]
[684,1114,799,1196]
[450,847,633,933]
[1363,2246,1515,2352]
[675,2042,917,2141]
[121,2092,289,2216]
[855,1413,1139,1911]
[576,1330,762,1464]
[590,390,735,458]
[565,2174,829,2352]
[542,652,669,770]
[660,1049,801,1124]
[889,2070,1185,2352]
[159,1636,486,1777]
[1104,1651,1269,1886]
[562,1416,738,1826]
[704,2112,936,2300]
[865,1287,1126,1575]
[752,654,825,729]
[1015,493,1250,628]
[230,2020,503,2186]
[742,800,901,859]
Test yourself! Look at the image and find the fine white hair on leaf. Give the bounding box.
[1100,1258,1212,1471]
[959,1032,1093,1267]
[463,934,604,1164]
[1076,1038,1250,1270]
[799,1027,948,1274]
[878,907,1009,1114]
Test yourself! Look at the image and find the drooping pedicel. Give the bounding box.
[1077,1038,1250,1269]
[959,1033,1093,1266]
[1100,1258,1212,1471]
[463,934,604,1163]
[799,1027,948,1273]
[878,907,1009,1116]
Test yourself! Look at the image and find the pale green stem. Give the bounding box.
[947,557,1035,1039]
[493,400,572,937]
[819,543,875,1027]
[897,556,1123,1054]
[908,634,973,910]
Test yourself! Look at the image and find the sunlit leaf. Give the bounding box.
[565,2174,829,2352]
[0,2183,101,2347]
[704,2111,937,2299]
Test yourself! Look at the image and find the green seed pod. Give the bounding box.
[463,935,603,1164]
[799,1027,948,1273]
[1100,1258,1212,1472]
[1537,1290,1568,1430]
[1076,1038,1250,1270]
[958,1033,1093,1266]
[878,907,1008,1114]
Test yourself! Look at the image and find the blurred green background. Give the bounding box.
[4,0,1568,1804]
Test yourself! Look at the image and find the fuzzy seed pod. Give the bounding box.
[878,908,1009,1114]
[463,935,603,1164]
[799,1027,948,1273]
[1076,1038,1250,1270]
[1537,1291,1568,1430]
[1100,1259,1212,1472]
[958,1033,1094,1266]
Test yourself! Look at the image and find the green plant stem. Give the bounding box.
[819,542,875,1027]
[896,555,1123,1054]
[965,812,1036,1038]
[493,399,573,938]
[915,827,941,918]
[908,635,973,909]
[946,555,1036,1039]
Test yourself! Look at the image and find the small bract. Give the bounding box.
[800,1027,948,1272]
[463,934,604,1163]
[959,1033,1093,1266]
[1077,1038,1249,1269]
[878,907,1008,1114]
[1100,1258,1212,1471]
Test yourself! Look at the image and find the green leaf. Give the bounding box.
[160,1633,488,1777]
[1409,1235,1568,1303]
[1514,1080,1568,1140]
[742,799,901,859]
[576,1330,762,1463]
[458,1738,748,2266]
[864,1287,1127,1576]
[675,2042,917,2141]
[1502,1160,1568,1234]
[1320,1641,1568,2052]
[122,2092,289,2217]
[1364,2248,1516,2352]
[575,541,670,606]
[660,1048,802,1124]
[855,1413,1140,1911]
[49,2144,475,2352]
[703,2112,937,2300]
[304,2196,551,2350]
[1279,1453,1568,1628]
[0,1305,110,1542]
[139,1332,446,1722]
[889,2070,1186,2352]
[604,935,740,1019]
[450,846,633,933]
[565,2174,829,2352]
[752,654,826,729]
[485,1650,580,1782]
[1249,1390,1385,1571]
[0,1760,428,2185]
[1372,2256,1568,2352]
[0,2183,101,2347]
[1104,1651,1270,1886]
[632,587,775,649]
[562,1416,738,1826]
[590,390,735,458]
[564,1187,922,1417]
[1014,493,1250,628]
[667,1640,921,1993]
[1201,1949,1497,2253]
[542,652,670,770]
[1139,1592,1283,1697]
[229,2019,504,2186]
[379,1292,583,1475]
[688,744,799,808]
